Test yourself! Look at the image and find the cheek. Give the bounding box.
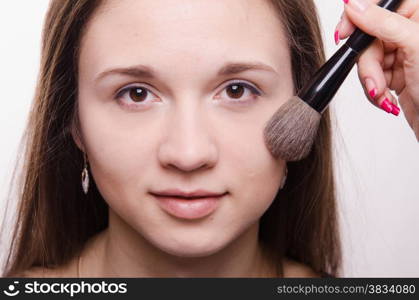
[221,114,284,218]
[78,91,284,221]
[77,98,159,205]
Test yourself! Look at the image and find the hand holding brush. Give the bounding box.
[264,0,419,162]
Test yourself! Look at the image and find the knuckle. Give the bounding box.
[377,13,408,44]
[397,9,409,17]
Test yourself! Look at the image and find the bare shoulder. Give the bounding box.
[283,257,321,278]
[13,267,57,278]
[13,257,79,278]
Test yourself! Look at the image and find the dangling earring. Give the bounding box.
[81,152,89,194]
[280,165,288,189]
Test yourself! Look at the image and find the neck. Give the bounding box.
[81,208,275,277]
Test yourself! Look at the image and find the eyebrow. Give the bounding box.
[94,61,278,83]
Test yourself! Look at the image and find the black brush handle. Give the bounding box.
[298,0,404,113]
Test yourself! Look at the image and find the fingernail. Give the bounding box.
[365,78,377,99]
[380,98,393,113]
[334,30,340,45]
[369,88,377,99]
[391,103,400,116]
[348,0,368,12]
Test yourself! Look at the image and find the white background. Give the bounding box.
[0,1,418,276]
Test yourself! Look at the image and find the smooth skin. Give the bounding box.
[21,0,321,278]
[71,0,301,277]
[335,0,419,140]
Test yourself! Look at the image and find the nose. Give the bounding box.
[157,103,218,173]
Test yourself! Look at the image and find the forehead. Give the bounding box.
[79,0,290,79]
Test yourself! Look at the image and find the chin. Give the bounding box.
[150,234,229,258]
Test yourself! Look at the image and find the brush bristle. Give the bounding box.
[263,96,321,161]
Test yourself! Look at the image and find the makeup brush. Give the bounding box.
[264,0,404,162]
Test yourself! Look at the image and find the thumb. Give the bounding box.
[343,0,419,54]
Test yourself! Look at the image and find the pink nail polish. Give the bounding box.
[368,88,377,99]
[334,30,340,45]
[343,0,349,4]
[380,98,393,114]
[391,104,400,116]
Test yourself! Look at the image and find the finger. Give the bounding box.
[385,88,400,109]
[383,52,396,69]
[336,0,379,42]
[375,89,400,116]
[388,49,407,94]
[334,12,356,45]
[343,0,419,56]
[395,0,419,20]
[338,0,419,49]
[384,69,392,87]
[379,50,407,95]
[338,0,419,40]
[357,39,387,105]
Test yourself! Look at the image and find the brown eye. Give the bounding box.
[129,87,148,102]
[226,84,245,99]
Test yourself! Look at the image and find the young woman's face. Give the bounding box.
[77,0,293,256]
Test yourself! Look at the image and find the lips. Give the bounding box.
[150,188,227,199]
[150,189,228,219]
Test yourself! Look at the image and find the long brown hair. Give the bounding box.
[1,0,341,277]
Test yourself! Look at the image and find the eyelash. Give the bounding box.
[114,80,262,109]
